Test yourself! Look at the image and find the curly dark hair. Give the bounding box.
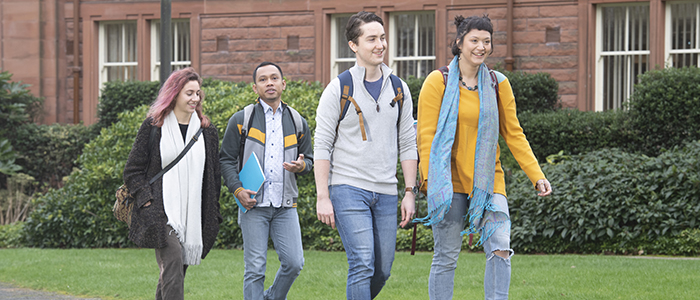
[451,14,494,57]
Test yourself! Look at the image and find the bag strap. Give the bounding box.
[336,70,367,141]
[239,104,256,170]
[148,127,204,185]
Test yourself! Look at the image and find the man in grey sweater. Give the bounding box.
[313,11,418,300]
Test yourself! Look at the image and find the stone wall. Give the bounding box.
[200,13,315,82]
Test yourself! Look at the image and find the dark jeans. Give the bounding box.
[155,225,188,300]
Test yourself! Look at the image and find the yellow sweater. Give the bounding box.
[417,69,545,197]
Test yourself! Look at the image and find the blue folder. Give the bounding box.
[235,152,265,213]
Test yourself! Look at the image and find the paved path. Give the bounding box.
[0,282,101,300]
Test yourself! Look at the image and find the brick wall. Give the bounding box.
[200,13,315,83]
[447,4,579,108]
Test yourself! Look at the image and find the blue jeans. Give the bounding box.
[240,206,304,300]
[329,184,398,300]
[429,193,513,300]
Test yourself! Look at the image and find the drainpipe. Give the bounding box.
[505,0,514,71]
[73,0,80,124]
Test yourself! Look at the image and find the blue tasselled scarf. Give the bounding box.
[414,56,509,245]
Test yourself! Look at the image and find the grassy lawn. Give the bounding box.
[0,248,698,299]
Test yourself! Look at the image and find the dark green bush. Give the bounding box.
[628,66,700,157]
[404,75,425,120]
[0,70,43,137]
[0,139,21,175]
[94,81,160,132]
[502,70,560,114]
[0,70,43,185]
[10,123,94,188]
[507,141,700,255]
[517,109,638,162]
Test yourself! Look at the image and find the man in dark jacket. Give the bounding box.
[220,62,314,300]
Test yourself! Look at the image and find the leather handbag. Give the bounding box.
[113,127,203,226]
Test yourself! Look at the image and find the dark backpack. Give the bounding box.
[336,70,405,141]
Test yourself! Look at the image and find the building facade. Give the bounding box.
[1,0,699,125]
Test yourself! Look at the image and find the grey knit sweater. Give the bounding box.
[314,63,417,195]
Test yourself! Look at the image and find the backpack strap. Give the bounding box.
[239,103,256,170]
[287,106,304,140]
[336,70,367,141]
[388,74,404,123]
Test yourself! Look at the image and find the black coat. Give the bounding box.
[123,117,222,258]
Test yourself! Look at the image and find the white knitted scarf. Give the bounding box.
[160,111,205,265]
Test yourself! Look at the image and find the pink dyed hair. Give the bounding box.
[147,67,211,128]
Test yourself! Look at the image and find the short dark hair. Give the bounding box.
[345,11,384,45]
[451,14,494,57]
[253,62,284,81]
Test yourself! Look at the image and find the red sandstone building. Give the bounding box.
[1,0,698,125]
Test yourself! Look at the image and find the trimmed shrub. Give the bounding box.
[94,81,160,132]
[517,109,638,162]
[628,66,700,157]
[502,70,560,114]
[507,141,700,255]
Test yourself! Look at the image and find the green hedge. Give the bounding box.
[94,81,160,132]
[628,66,700,157]
[507,141,700,255]
[516,109,638,163]
[502,70,559,114]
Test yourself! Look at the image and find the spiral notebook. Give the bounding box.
[235,152,265,213]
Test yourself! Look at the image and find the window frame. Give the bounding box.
[150,19,192,81]
[594,3,651,111]
[665,1,700,67]
[330,14,356,78]
[388,11,436,79]
[98,20,138,89]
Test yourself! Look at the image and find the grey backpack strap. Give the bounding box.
[286,105,304,139]
[239,104,256,170]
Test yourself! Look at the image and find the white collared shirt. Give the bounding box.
[259,100,284,207]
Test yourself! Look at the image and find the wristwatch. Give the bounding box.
[405,186,418,195]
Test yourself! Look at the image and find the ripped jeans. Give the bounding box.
[429,192,513,300]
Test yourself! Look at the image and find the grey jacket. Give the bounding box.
[220,101,314,208]
[314,63,417,195]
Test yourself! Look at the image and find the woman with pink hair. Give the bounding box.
[123,67,222,300]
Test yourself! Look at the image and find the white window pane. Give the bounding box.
[105,24,122,63]
[125,23,137,62]
[418,13,435,57]
[599,5,649,111]
[668,2,699,68]
[671,3,697,50]
[107,65,137,82]
[336,16,354,59]
[391,11,435,79]
[396,14,416,57]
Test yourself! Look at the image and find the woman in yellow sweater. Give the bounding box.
[414,15,552,300]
